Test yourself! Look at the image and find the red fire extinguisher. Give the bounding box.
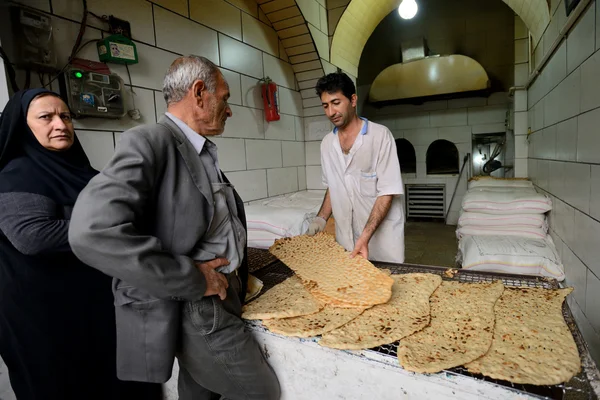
[261,77,280,122]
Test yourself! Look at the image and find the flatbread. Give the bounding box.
[245,274,263,303]
[262,305,367,338]
[398,281,504,373]
[269,233,393,307]
[465,287,580,385]
[242,275,322,320]
[319,274,442,350]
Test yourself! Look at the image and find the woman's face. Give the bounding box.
[26,95,75,151]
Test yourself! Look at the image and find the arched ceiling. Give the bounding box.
[330,0,550,77]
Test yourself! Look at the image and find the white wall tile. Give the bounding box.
[74,87,157,132]
[515,15,528,39]
[296,0,321,27]
[305,141,322,165]
[245,139,282,169]
[430,109,467,127]
[585,269,600,332]
[110,43,178,91]
[10,0,50,11]
[544,13,559,56]
[468,106,507,126]
[211,138,246,171]
[471,123,506,134]
[228,169,267,201]
[577,108,600,163]
[564,162,591,214]
[218,68,242,106]
[597,0,600,51]
[308,24,329,61]
[403,128,438,147]
[242,13,279,56]
[298,166,307,190]
[395,112,430,130]
[77,130,115,170]
[568,294,600,366]
[282,141,305,167]
[223,105,264,139]
[152,0,189,16]
[265,114,296,141]
[267,167,299,196]
[154,91,167,120]
[556,117,578,161]
[542,125,557,159]
[154,6,219,64]
[304,116,331,140]
[448,97,487,109]
[562,243,588,309]
[239,75,261,109]
[51,18,103,67]
[544,68,581,127]
[53,0,155,45]
[573,210,600,278]
[566,2,596,74]
[514,38,529,64]
[278,87,303,116]
[543,41,567,94]
[548,161,566,199]
[306,165,325,189]
[515,63,529,86]
[190,0,242,40]
[514,134,529,159]
[303,107,324,117]
[219,34,263,79]
[437,126,471,144]
[514,90,528,112]
[295,116,305,141]
[263,53,296,90]
[580,50,600,113]
[591,165,600,221]
[537,160,550,190]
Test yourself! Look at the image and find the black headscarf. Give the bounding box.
[0,89,98,205]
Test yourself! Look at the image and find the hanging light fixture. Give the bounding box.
[398,0,418,19]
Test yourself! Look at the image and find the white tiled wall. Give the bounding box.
[528,0,600,366]
[4,0,307,203]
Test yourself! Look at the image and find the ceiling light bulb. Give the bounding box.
[398,0,418,19]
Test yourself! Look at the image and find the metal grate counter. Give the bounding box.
[247,251,600,400]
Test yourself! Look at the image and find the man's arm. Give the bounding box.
[69,129,208,301]
[351,195,393,258]
[317,189,332,220]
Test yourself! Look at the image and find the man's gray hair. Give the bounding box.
[163,55,220,106]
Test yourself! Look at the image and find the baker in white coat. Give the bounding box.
[306,72,405,263]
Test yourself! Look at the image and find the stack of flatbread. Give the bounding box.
[241,233,581,386]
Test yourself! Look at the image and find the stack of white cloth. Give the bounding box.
[244,191,323,249]
[456,177,564,281]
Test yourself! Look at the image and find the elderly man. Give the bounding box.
[306,72,405,263]
[69,56,280,399]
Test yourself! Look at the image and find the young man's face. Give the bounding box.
[320,91,358,129]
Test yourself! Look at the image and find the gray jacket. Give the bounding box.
[69,116,248,383]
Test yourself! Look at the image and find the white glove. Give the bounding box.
[305,216,327,236]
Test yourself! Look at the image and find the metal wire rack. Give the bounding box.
[250,259,599,400]
[247,248,278,273]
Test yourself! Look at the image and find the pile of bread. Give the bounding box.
[242,233,581,386]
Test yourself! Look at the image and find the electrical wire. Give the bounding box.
[125,63,136,108]
[0,46,20,93]
[44,39,99,89]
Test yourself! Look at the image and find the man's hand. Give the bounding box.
[306,216,327,236]
[350,238,369,260]
[196,258,230,300]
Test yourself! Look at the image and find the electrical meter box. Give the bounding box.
[97,34,139,65]
[0,5,57,71]
[62,68,127,119]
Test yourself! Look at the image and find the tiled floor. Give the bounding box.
[404,221,458,268]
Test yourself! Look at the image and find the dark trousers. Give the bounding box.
[177,273,280,400]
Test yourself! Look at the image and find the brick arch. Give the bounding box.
[329,0,550,77]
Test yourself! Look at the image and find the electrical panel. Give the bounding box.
[0,6,57,72]
[62,68,127,119]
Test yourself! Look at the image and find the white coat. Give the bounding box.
[321,118,405,263]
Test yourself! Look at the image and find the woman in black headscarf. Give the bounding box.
[0,89,162,399]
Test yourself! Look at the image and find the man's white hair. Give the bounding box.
[162,55,220,106]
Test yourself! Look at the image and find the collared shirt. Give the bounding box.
[165,113,244,274]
